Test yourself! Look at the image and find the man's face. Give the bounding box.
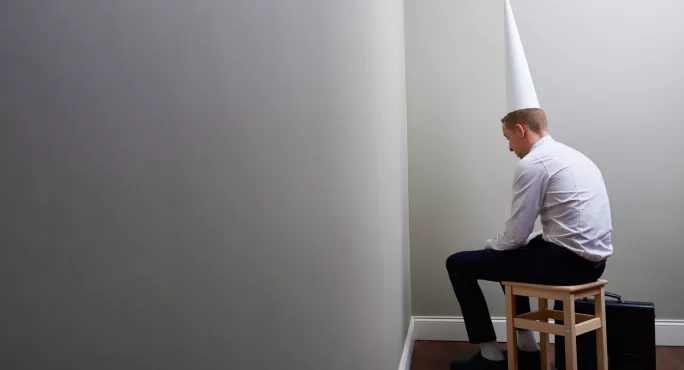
[502,123,526,159]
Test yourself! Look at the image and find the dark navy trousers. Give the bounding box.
[445,235,606,344]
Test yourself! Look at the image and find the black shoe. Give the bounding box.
[449,351,507,370]
[502,348,542,370]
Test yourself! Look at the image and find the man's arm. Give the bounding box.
[486,158,546,251]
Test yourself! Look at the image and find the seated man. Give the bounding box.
[446,108,612,370]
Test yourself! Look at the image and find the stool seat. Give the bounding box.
[502,280,608,370]
[502,279,608,293]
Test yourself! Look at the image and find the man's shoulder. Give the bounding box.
[550,139,591,158]
[517,153,545,169]
[554,140,603,169]
[514,154,547,180]
[537,139,599,167]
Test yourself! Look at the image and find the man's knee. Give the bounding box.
[446,251,469,274]
[446,249,499,278]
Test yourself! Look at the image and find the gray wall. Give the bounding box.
[0,1,411,370]
[406,0,684,319]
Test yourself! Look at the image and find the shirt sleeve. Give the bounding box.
[486,158,547,251]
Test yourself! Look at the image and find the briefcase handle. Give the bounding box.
[605,292,624,303]
[581,292,624,303]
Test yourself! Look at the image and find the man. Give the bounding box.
[446,108,612,370]
[446,2,612,368]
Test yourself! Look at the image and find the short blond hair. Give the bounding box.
[501,108,547,133]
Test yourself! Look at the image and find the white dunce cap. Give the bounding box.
[505,0,540,114]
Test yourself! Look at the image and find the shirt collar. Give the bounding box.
[531,135,554,151]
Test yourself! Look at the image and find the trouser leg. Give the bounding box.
[446,248,537,344]
[446,254,496,343]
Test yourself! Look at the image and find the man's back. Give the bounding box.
[524,136,613,261]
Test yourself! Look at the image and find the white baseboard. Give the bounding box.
[655,320,684,346]
[398,318,415,370]
[413,316,512,343]
[412,316,684,346]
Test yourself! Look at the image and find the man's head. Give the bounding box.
[501,108,548,159]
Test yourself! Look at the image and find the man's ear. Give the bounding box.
[515,123,526,137]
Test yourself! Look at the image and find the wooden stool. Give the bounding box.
[502,280,608,370]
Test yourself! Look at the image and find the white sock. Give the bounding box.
[517,330,540,352]
[479,341,505,361]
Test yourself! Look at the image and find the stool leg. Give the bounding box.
[505,285,518,370]
[563,294,577,370]
[595,287,608,370]
[539,298,549,370]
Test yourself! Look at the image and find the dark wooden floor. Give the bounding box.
[411,341,684,370]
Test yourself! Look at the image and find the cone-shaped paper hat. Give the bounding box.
[505,0,540,114]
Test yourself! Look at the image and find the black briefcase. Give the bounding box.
[554,292,656,370]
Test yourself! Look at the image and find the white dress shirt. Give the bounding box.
[486,136,613,262]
